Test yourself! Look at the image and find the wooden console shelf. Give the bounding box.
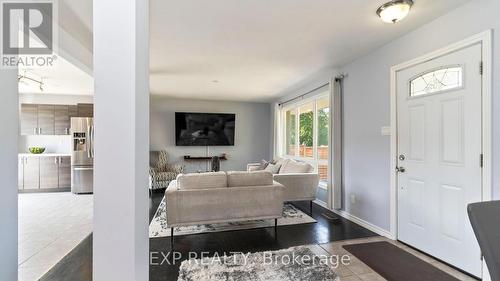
[184,154,227,161]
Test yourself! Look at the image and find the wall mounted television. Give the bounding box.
[175,112,235,146]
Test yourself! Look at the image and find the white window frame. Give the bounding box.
[280,91,330,190]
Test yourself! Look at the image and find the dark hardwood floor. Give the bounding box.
[41,189,378,281]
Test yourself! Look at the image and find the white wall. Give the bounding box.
[150,97,272,172]
[19,93,93,104]
[93,0,149,279]
[18,94,94,153]
[339,0,500,231]
[0,70,18,280]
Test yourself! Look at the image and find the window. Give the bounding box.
[316,97,329,183]
[281,90,330,188]
[299,103,314,158]
[409,66,463,97]
[285,110,296,156]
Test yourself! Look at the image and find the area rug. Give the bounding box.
[149,197,316,238]
[177,246,340,281]
[343,241,460,281]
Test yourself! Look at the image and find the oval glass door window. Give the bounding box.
[409,66,463,97]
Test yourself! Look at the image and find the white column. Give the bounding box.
[93,0,149,280]
[0,69,18,280]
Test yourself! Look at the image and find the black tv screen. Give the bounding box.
[175,112,235,146]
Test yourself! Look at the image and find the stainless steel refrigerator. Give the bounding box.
[71,117,94,194]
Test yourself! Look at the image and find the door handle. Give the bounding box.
[91,125,94,158]
[87,125,91,158]
[74,167,93,171]
[396,166,406,173]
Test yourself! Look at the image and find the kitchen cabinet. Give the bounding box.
[20,104,38,135]
[77,103,93,117]
[39,156,59,189]
[68,105,78,119]
[23,157,40,190]
[18,157,24,190]
[37,105,55,135]
[18,155,71,191]
[20,103,93,135]
[58,156,71,188]
[54,105,70,135]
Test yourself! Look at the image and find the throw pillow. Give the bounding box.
[264,163,281,174]
[259,159,270,170]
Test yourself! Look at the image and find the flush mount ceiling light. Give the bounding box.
[377,0,413,23]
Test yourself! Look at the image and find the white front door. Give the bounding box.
[397,43,482,277]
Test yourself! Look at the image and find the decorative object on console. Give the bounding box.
[149,150,184,191]
[211,156,220,172]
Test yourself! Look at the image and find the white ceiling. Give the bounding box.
[18,0,93,96]
[18,55,93,95]
[150,0,470,102]
[27,0,470,100]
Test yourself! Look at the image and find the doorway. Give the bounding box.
[390,31,492,278]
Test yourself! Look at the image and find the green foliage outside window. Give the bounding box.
[299,109,329,147]
[318,109,329,146]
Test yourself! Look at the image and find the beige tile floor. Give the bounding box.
[18,192,93,281]
[318,236,479,281]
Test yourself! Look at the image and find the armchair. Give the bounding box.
[149,150,184,190]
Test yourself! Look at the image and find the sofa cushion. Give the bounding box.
[176,171,227,190]
[226,171,273,187]
[279,159,313,174]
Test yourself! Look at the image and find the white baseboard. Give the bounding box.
[311,200,394,239]
[332,209,394,239]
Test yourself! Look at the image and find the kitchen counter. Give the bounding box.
[19,153,72,157]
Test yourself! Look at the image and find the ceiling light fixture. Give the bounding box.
[18,71,44,92]
[376,0,413,23]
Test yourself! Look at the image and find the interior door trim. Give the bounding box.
[389,30,492,280]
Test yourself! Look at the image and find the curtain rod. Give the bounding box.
[278,73,347,107]
[278,82,329,107]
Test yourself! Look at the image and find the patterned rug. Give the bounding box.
[149,197,316,238]
[177,246,340,281]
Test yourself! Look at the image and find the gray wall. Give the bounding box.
[150,97,272,173]
[340,0,500,231]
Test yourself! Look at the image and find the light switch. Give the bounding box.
[381,126,391,136]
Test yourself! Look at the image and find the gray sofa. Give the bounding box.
[165,170,285,244]
[248,158,320,213]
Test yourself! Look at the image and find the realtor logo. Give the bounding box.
[1,0,58,68]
